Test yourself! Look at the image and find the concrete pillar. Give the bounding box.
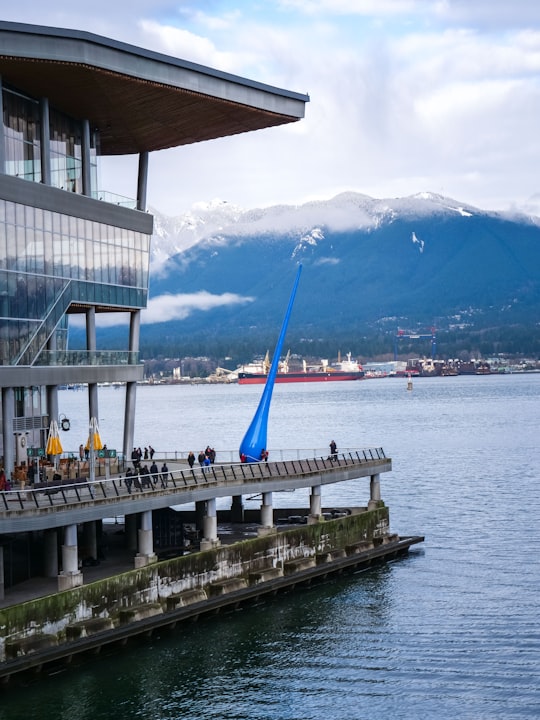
[368,473,381,510]
[43,529,58,577]
[135,510,157,568]
[258,491,275,536]
[200,498,220,551]
[308,485,322,524]
[137,151,149,211]
[58,524,83,590]
[123,311,140,457]
[230,495,244,523]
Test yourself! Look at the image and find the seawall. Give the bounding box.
[0,506,423,683]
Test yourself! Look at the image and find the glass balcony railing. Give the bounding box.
[34,350,140,366]
[92,190,137,209]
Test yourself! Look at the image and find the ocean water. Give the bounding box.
[1,374,539,719]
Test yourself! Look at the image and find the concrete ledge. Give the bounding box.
[118,603,163,624]
[65,617,114,640]
[249,567,283,584]
[346,540,374,554]
[316,548,347,564]
[58,571,83,591]
[166,588,207,610]
[283,556,316,574]
[5,634,57,660]
[208,578,248,596]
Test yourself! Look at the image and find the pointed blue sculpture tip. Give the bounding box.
[239,265,302,462]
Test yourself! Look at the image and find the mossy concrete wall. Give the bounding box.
[0,507,389,663]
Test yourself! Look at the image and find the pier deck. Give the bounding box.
[0,449,390,533]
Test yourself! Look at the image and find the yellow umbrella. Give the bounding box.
[85,417,103,452]
[46,420,63,456]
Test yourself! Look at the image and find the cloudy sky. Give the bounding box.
[6,1,540,217]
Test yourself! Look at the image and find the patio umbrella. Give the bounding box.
[85,417,103,452]
[86,417,103,487]
[46,420,63,457]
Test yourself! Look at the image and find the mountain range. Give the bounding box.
[72,192,540,361]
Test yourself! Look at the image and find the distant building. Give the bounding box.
[0,21,308,477]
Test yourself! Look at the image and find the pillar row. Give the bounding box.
[368,473,381,510]
[258,491,275,536]
[200,498,220,551]
[58,523,83,590]
[135,510,157,568]
[308,485,322,524]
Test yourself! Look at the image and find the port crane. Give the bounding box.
[394,328,437,360]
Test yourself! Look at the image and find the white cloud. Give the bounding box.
[4,1,540,215]
[143,291,255,323]
[68,291,255,328]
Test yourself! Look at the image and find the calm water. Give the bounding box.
[1,374,539,719]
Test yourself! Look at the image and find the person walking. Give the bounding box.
[329,440,337,461]
[187,451,195,469]
[150,460,159,487]
[124,467,134,494]
[160,462,168,488]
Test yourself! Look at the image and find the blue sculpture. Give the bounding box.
[239,264,302,462]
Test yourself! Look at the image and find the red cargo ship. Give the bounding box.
[237,352,365,385]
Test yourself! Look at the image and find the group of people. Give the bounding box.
[124,459,169,493]
[238,448,268,463]
[130,446,155,468]
[186,446,216,470]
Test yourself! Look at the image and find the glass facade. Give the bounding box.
[2,85,99,193]
[0,84,150,367]
[0,198,149,366]
[2,87,41,183]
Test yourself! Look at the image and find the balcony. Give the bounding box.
[35,350,139,366]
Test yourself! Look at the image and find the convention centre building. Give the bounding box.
[0,21,308,481]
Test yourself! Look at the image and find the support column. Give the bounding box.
[86,307,98,422]
[368,473,381,510]
[58,524,83,590]
[137,151,149,211]
[230,495,244,523]
[39,97,51,185]
[43,529,58,577]
[258,491,275,536]
[200,498,220,551]
[123,311,140,457]
[135,510,157,568]
[308,485,322,524]
[81,118,92,197]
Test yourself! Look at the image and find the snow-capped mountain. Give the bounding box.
[76,192,540,359]
[149,192,502,270]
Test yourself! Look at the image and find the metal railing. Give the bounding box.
[0,448,388,512]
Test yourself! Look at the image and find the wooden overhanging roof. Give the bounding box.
[0,22,309,156]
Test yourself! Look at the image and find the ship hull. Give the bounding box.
[238,371,364,385]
